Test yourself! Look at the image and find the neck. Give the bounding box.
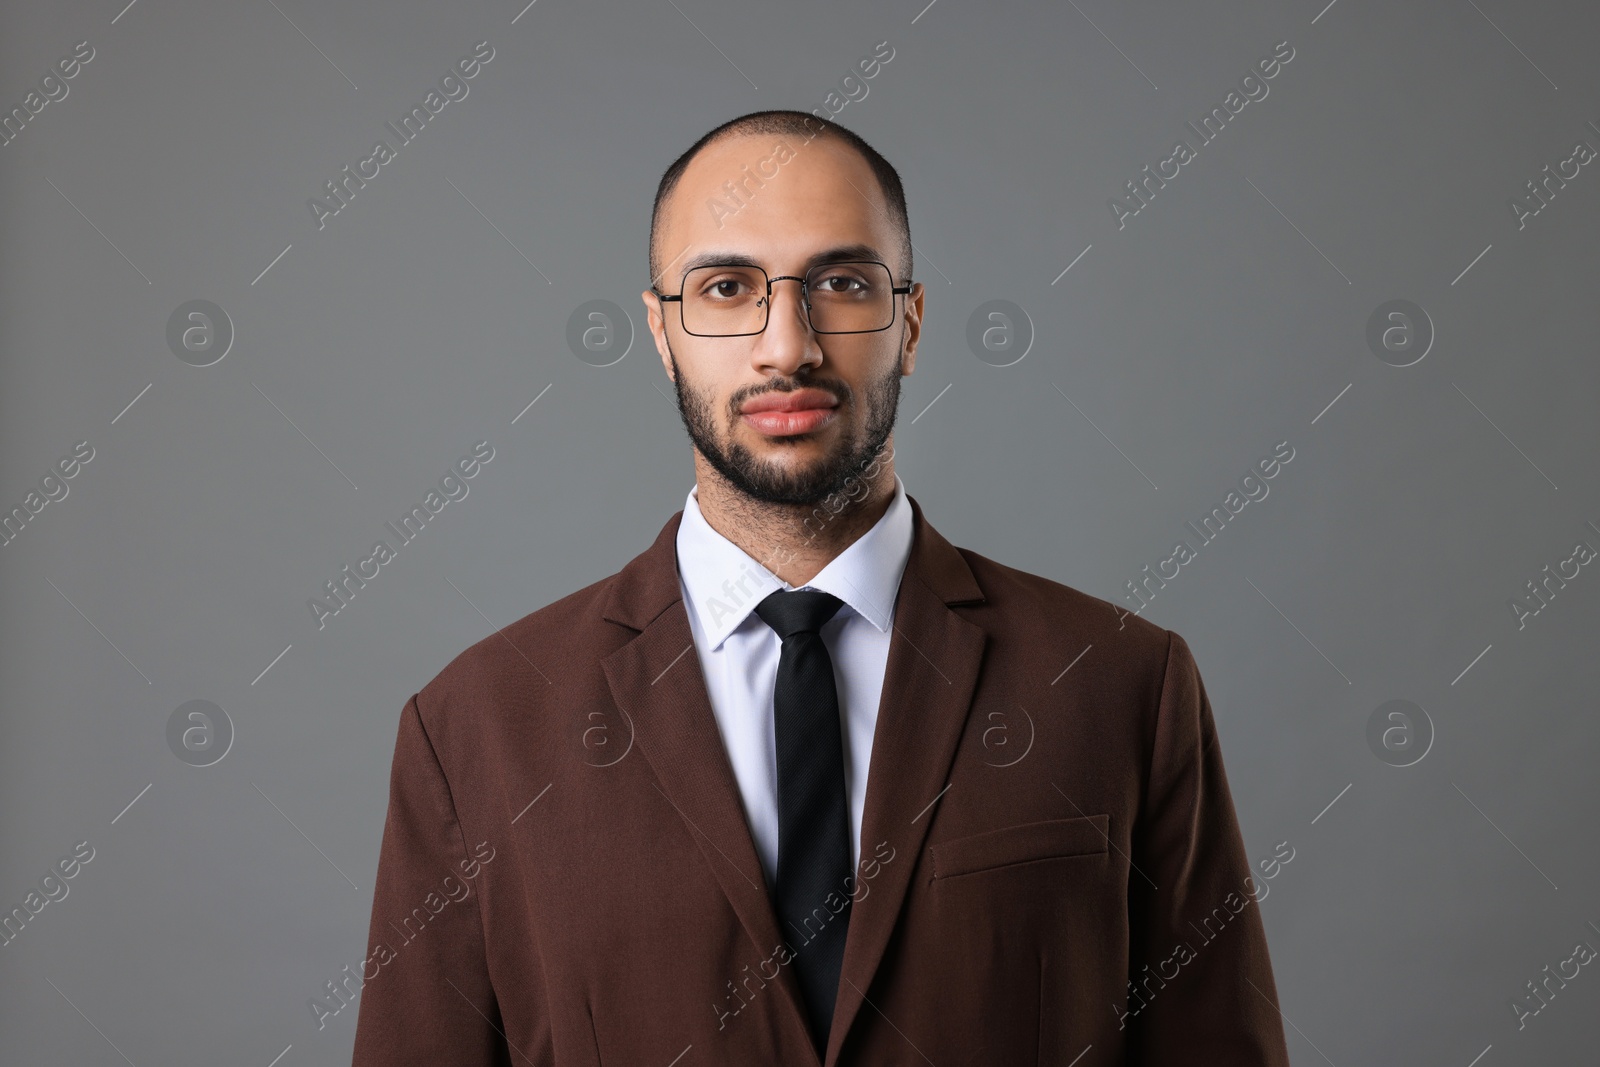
[692,448,898,588]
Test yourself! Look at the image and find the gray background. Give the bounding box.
[2,0,1597,1063]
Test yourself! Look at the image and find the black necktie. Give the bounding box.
[755,588,852,1054]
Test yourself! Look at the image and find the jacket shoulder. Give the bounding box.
[951,544,1174,669]
[412,567,633,725]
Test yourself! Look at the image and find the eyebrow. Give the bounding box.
[676,244,887,277]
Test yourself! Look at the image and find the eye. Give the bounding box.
[814,272,867,294]
[712,280,741,298]
[699,276,751,300]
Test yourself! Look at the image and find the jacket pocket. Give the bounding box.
[930,814,1109,879]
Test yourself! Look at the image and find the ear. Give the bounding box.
[641,290,674,381]
[898,281,924,376]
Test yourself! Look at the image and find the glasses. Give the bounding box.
[654,260,911,337]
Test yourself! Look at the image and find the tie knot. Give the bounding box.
[755,589,844,639]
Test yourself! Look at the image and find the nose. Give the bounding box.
[751,276,821,378]
[761,275,812,326]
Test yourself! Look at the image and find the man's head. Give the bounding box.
[642,111,923,508]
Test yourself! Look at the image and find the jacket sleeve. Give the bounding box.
[1123,630,1292,1065]
[352,694,511,1066]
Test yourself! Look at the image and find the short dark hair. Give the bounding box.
[648,109,912,289]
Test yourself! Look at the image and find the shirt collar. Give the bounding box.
[676,474,914,650]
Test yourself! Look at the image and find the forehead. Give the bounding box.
[659,132,897,279]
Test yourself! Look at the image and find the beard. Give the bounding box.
[667,340,902,507]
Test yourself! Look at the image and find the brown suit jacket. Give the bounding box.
[351,497,1292,1065]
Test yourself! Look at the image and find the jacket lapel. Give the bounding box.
[598,496,988,1065]
[823,496,987,1065]
[600,514,818,1052]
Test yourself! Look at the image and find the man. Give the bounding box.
[352,110,1292,1065]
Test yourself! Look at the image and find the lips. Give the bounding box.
[739,388,839,437]
[739,388,839,415]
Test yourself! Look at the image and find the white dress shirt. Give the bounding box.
[674,475,914,891]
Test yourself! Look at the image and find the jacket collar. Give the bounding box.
[601,492,983,631]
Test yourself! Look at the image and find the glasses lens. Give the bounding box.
[805,261,893,334]
[681,265,768,336]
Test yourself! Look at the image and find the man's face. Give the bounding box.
[643,133,924,506]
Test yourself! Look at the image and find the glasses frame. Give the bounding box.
[653,259,912,338]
